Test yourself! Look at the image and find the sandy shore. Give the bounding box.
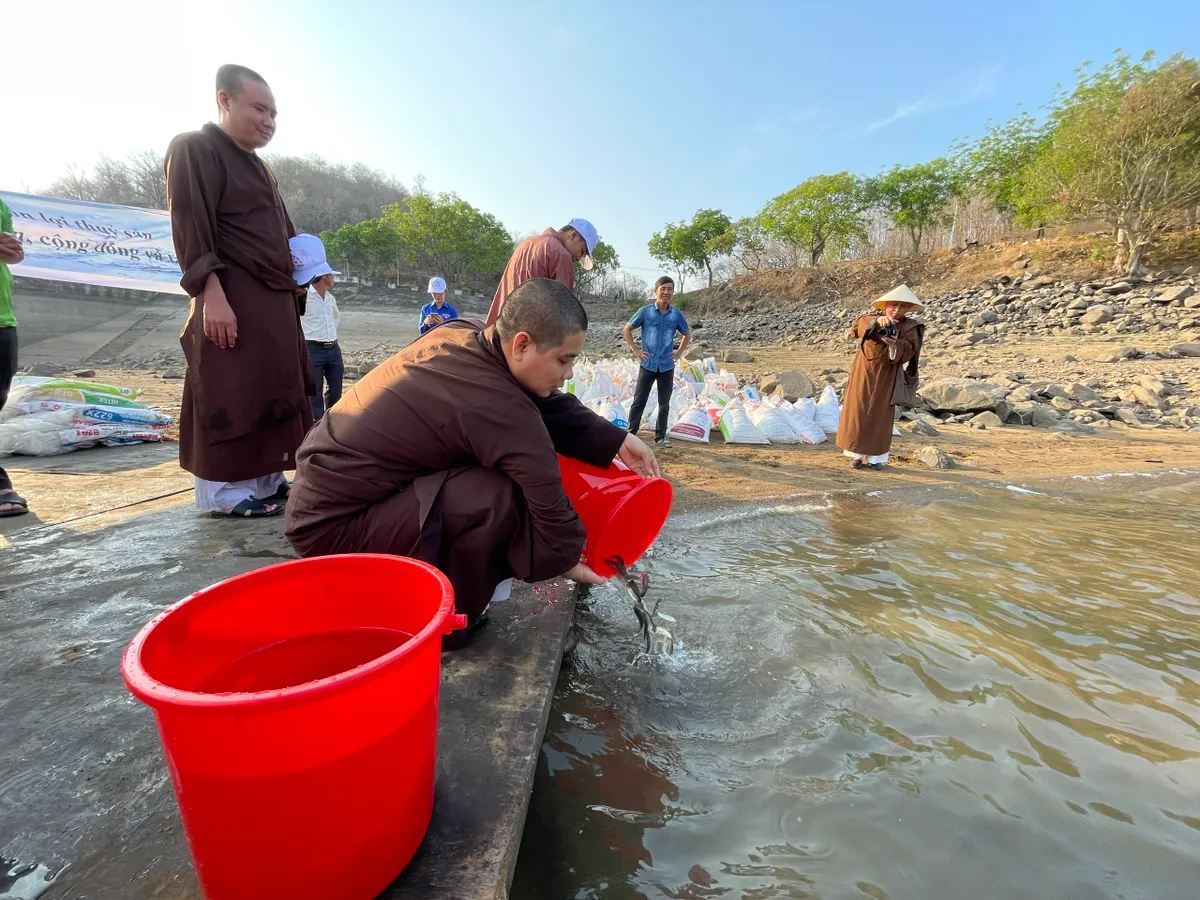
[51,363,1200,521]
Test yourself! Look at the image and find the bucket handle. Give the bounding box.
[445,613,469,634]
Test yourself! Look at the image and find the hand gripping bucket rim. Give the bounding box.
[121,553,464,711]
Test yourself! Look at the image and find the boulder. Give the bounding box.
[1050,420,1097,435]
[1130,386,1168,410]
[1100,281,1134,295]
[72,369,97,379]
[1031,404,1063,428]
[1137,375,1167,396]
[162,367,185,380]
[1115,408,1143,426]
[760,368,814,402]
[968,411,1004,429]
[1185,295,1200,309]
[969,332,991,344]
[901,419,940,437]
[919,378,1010,413]
[1038,383,1071,400]
[916,446,956,469]
[22,362,62,377]
[1170,342,1200,358]
[1154,284,1194,304]
[1091,346,1139,362]
[723,349,756,363]
[1081,304,1114,325]
[1068,383,1103,403]
[1005,404,1035,426]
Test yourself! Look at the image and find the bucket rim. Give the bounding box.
[121,554,454,711]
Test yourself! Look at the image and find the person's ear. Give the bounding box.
[511,332,534,361]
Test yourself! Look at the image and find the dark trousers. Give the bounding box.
[0,327,17,492]
[306,342,344,421]
[627,365,674,441]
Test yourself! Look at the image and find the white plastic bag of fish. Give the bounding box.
[718,400,770,445]
[814,384,842,434]
[667,402,711,443]
[781,399,828,444]
[705,370,739,394]
[748,404,803,444]
[587,396,629,430]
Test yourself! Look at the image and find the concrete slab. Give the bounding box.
[0,454,574,899]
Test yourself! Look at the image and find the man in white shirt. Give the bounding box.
[290,233,343,421]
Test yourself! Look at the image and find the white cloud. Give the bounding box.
[860,65,1000,134]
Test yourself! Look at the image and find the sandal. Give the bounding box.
[0,489,29,518]
[849,459,864,470]
[267,480,291,501]
[868,463,885,471]
[209,497,283,519]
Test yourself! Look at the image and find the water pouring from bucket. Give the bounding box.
[556,454,675,653]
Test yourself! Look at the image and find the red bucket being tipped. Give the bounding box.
[558,454,674,579]
[121,554,465,900]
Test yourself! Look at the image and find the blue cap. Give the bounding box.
[428,276,447,294]
[568,218,599,269]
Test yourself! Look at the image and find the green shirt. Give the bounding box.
[0,198,15,328]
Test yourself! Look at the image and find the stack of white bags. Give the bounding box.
[0,377,174,457]
[564,357,843,447]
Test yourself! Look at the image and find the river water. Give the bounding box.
[512,476,1200,900]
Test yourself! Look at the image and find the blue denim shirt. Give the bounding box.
[628,303,689,372]
[419,301,459,335]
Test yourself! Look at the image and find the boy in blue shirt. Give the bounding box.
[420,276,459,334]
[623,276,690,447]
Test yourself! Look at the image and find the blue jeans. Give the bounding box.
[627,366,674,441]
[306,342,344,421]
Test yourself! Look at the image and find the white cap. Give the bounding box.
[428,276,447,294]
[289,233,340,285]
[872,284,924,310]
[568,218,599,271]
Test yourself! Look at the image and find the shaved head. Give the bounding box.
[496,278,588,348]
[215,64,269,100]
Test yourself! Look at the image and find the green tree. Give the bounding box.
[321,217,402,281]
[866,158,961,255]
[647,222,694,292]
[648,208,732,290]
[1019,50,1200,275]
[758,172,867,265]
[953,111,1049,219]
[383,192,513,280]
[574,240,620,296]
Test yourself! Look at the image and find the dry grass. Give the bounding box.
[686,228,1200,314]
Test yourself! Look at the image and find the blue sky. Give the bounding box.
[5,0,1198,277]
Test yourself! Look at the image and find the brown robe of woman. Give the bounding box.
[284,320,628,619]
[836,313,922,457]
[165,123,313,483]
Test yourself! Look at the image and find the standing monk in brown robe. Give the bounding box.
[166,64,313,517]
[837,284,925,471]
[485,218,599,325]
[285,279,661,647]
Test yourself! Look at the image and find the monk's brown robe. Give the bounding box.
[836,314,923,457]
[284,320,627,618]
[166,123,313,482]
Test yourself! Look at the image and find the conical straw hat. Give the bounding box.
[871,284,924,310]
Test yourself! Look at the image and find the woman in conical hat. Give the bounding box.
[836,284,925,471]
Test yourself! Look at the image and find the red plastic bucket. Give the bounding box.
[557,454,674,579]
[121,554,465,900]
